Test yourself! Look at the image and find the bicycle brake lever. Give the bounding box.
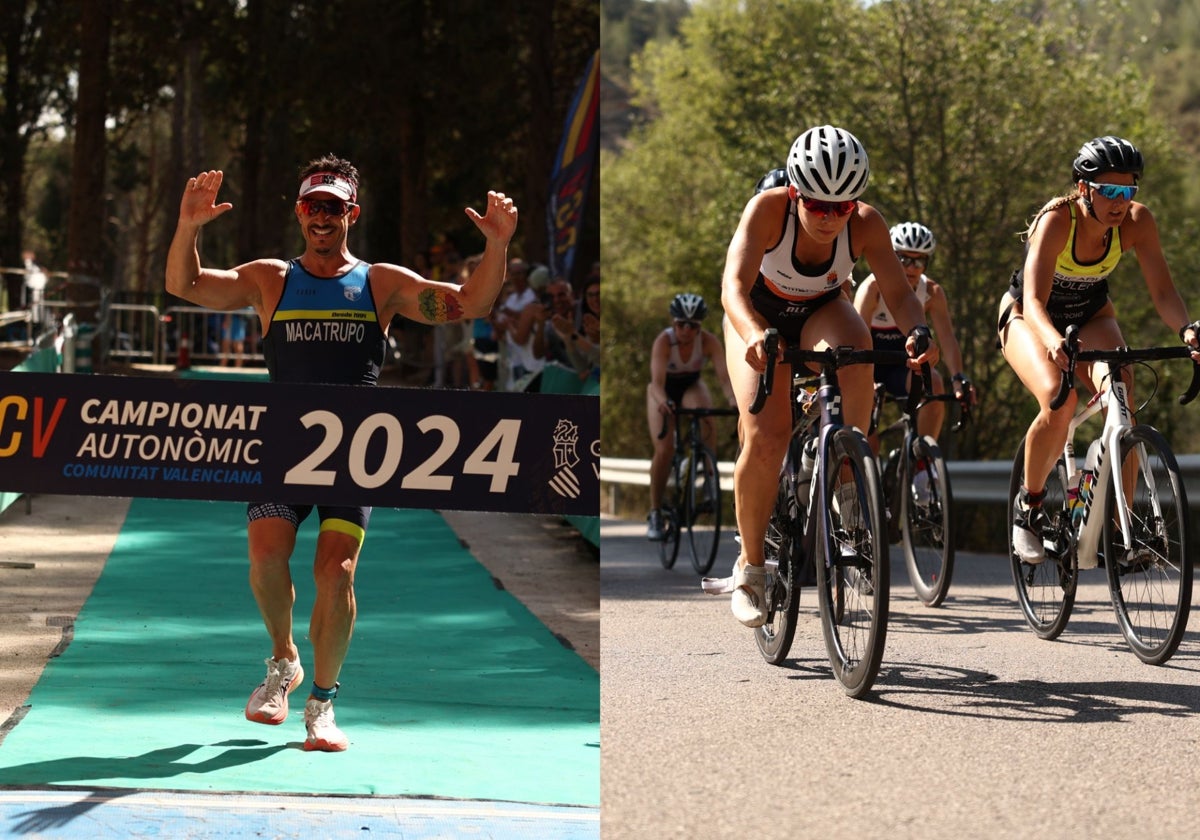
[1180,359,1200,405]
[1049,325,1081,410]
[749,329,779,415]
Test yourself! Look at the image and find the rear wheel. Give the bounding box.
[1104,425,1192,665]
[814,428,889,698]
[688,446,722,575]
[1008,438,1076,639]
[900,435,955,607]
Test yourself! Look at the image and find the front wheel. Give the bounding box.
[1104,425,1192,665]
[1008,438,1076,639]
[687,446,722,575]
[658,458,683,570]
[900,435,955,607]
[814,428,889,698]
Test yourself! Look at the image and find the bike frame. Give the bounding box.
[1063,362,1136,566]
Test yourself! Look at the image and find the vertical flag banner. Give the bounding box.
[547,49,600,285]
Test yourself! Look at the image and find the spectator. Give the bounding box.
[542,278,578,368]
[563,275,599,381]
[494,258,545,391]
[221,310,248,367]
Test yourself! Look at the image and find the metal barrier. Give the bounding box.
[108,303,162,364]
[0,311,34,351]
[600,455,1200,508]
[163,304,263,367]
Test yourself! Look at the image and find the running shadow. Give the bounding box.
[0,738,285,789]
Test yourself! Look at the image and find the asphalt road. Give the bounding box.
[600,518,1200,840]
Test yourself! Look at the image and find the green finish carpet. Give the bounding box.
[0,499,598,805]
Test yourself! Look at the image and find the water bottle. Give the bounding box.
[1066,469,1084,524]
[1083,439,1101,475]
[794,437,817,506]
[798,436,817,481]
[1069,441,1100,526]
[1080,440,1100,503]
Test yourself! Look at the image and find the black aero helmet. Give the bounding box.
[1072,136,1144,183]
[754,168,789,195]
[670,292,707,321]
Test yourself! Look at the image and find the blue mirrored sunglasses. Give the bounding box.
[1085,181,1137,201]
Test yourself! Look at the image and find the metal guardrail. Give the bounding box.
[600,455,1200,505]
[5,300,265,368]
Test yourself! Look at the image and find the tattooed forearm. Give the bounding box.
[417,288,465,323]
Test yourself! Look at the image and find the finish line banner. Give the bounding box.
[0,372,598,516]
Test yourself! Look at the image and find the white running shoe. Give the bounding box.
[303,698,349,752]
[730,560,767,627]
[913,468,932,506]
[1012,497,1048,564]
[245,657,304,725]
[832,484,859,523]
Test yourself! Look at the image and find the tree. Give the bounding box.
[0,0,74,311]
[64,0,112,322]
[602,0,1200,468]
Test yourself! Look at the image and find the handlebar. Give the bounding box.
[657,402,740,439]
[749,327,913,416]
[1048,324,1200,410]
[868,365,973,437]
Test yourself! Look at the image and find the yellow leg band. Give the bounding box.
[319,517,366,547]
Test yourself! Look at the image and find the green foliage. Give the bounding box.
[603,0,1200,465]
[3,0,599,299]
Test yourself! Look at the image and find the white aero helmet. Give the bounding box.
[890,222,936,255]
[786,125,870,202]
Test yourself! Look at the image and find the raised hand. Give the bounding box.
[179,170,234,228]
[464,191,518,243]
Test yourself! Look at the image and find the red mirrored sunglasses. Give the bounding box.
[298,198,356,217]
[800,197,857,217]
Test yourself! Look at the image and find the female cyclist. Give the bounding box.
[646,292,735,540]
[721,125,937,627]
[998,135,1200,562]
[855,221,975,454]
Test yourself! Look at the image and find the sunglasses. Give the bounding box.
[674,320,700,330]
[898,254,928,269]
[1085,181,1138,201]
[298,198,357,217]
[800,197,857,217]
